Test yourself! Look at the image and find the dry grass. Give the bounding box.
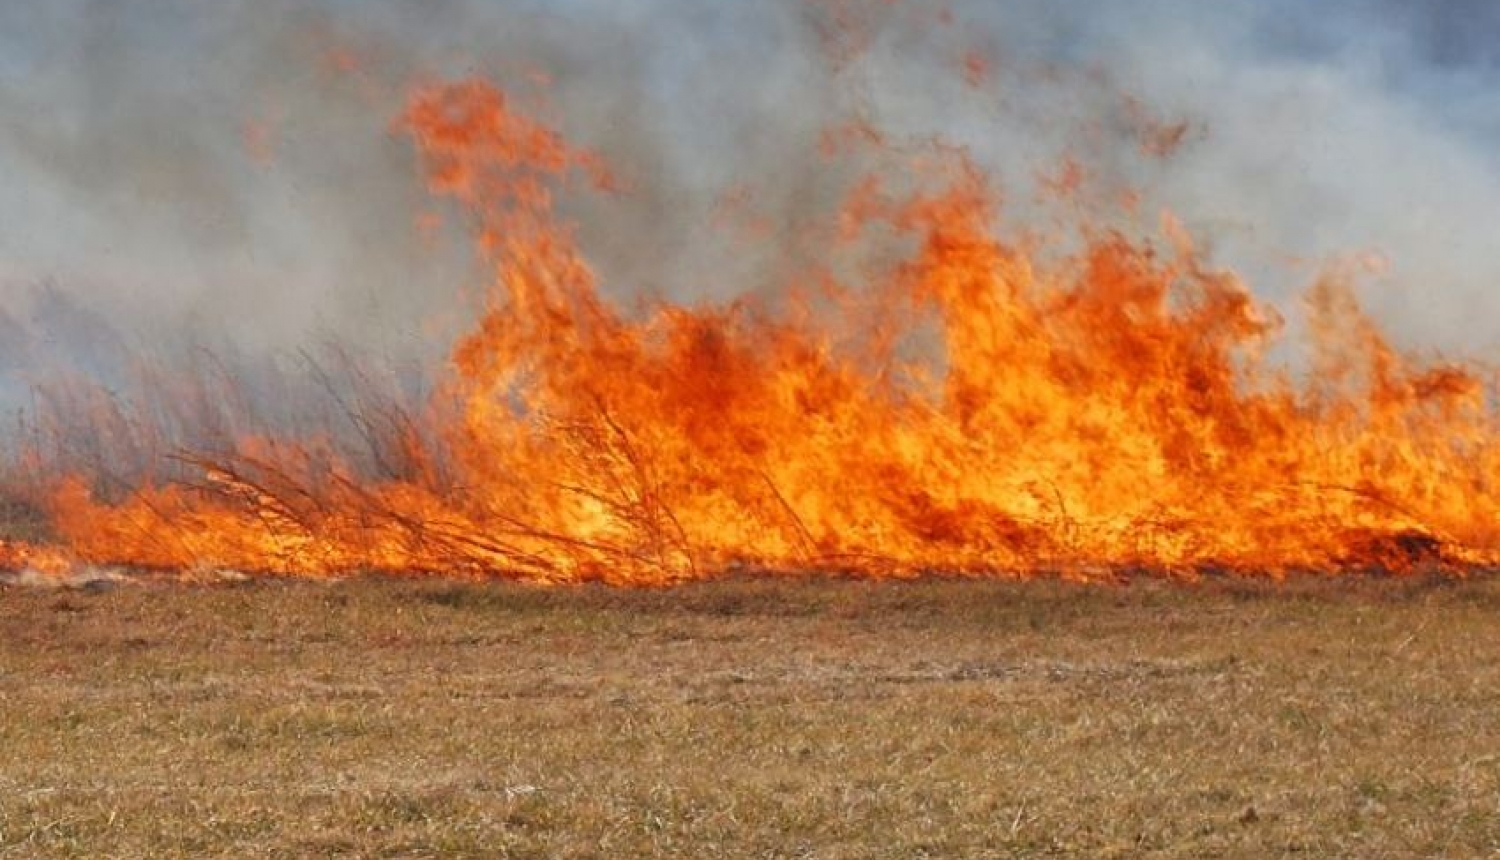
[2,573,1499,858]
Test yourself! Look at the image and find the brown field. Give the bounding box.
[1,573,1498,859]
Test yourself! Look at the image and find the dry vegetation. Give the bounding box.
[1,573,1498,859]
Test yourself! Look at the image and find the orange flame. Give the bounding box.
[19,78,1500,584]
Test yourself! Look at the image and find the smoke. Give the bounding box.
[1031,1,1500,355]
[1,0,1498,406]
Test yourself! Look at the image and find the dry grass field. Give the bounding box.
[2,573,1499,859]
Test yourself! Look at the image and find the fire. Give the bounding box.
[12,77,1500,584]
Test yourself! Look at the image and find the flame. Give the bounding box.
[16,78,1500,584]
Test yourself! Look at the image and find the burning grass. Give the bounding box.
[5,76,1500,585]
[2,574,1498,858]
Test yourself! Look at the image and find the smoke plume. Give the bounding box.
[1,0,1497,397]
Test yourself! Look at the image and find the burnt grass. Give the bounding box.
[1,573,1499,859]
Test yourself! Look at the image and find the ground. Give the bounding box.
[1,574,1498,859]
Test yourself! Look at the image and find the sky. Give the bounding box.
[0,0,1498,388]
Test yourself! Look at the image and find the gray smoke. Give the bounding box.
[1,0,1497,402]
